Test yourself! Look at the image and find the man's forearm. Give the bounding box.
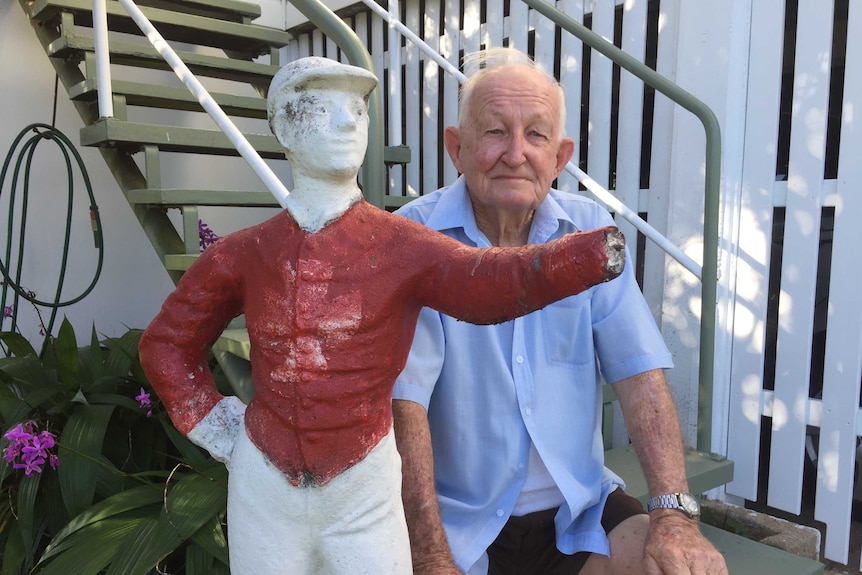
[392,399,459,572]
[612,369,689,497]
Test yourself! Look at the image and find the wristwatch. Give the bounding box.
[646,492,701,519]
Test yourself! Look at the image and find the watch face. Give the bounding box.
[679,492,700,516]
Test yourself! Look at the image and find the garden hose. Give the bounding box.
[0,123,104,353]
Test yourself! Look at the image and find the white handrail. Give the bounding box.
[92,0,113,118]
[96,0,291,208]
[356,0,700,279]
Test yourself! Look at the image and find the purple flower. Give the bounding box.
[136,388,154,417]
[2,305,12,319]
[3,422,58,475]
[199,220,221,252]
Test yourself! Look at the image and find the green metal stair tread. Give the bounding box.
[128,188,279,206]
[699,523,824,575]
[28,0,292,55]
[213,328,250,358]
[80,119,412,165]
[48,34,279,85]
[80,118,285,157]
[604,444,734,504]
[69,78,267,117]
[133,0,261,21]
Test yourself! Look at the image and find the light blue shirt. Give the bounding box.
[392,177,673,574]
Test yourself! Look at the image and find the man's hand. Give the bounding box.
[412,555,463,575]
[643,511,728,575]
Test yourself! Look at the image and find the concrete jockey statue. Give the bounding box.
[139,56,627,574]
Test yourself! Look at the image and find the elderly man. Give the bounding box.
[139,56,627,574]
[392,47,728,575]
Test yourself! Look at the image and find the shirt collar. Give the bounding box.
[424,176,577,245]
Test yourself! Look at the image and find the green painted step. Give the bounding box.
[128,189,278,206]
[69,79,267,118]
[700,523,823,575]
[48,33,279,85]
[80,118,411,165]
[28,0,292,55]
[133,0,262,21]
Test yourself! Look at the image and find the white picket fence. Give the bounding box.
[281,0,861,566]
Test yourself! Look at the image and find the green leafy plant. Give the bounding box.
[0,319,230,574]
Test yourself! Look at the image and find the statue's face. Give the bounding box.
[273,88,370,179]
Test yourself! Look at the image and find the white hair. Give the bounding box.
[458,47,567,132]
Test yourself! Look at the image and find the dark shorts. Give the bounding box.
[487,488,647,575]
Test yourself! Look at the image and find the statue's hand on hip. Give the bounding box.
[186,395,247,465]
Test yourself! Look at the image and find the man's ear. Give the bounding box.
[443,126,463,173]
[555,136,576,176]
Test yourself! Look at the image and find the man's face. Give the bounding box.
[274,88,369,178]
[445,66,574,215]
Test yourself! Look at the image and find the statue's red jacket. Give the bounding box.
[139,200,618,486]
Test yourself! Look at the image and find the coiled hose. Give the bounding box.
[0,123,104,355]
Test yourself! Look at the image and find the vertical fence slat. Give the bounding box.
[441,0,461,184]
[766,0,834,515]
[404,1,421,195]
[814,0,862,564]
[584,0,614,193]
[556,0,585,193]
[507,0,529,53]
[423,0,441,192]
[725,0,786,502]
[462,0,481,55]
[614,0,647,275]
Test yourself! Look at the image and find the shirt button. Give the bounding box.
[516,355,524,364]
[496,509,504,517]
[525,408,533,416]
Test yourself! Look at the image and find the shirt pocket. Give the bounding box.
[541,294,595,367]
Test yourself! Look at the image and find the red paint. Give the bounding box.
[140,201,619,485]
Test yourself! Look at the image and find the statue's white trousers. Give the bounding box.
[226,426,412,574]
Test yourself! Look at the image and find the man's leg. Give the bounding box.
[580,514,650,575]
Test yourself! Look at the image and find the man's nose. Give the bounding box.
[501,132,527,165]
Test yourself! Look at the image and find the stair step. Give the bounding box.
[29,0,292,55]
[48,34,279,85]
[70,78,266,118]
[132,0,261,22]
[81,117,284,157]
[80,118,412,166]
[605,444,733,505]
[128,188,278,206]
[699,524,824,575]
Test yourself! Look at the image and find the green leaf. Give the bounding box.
[102,329,142,379]
[162,468,228,539]
[87,324,105,386]
[34,517,141,575]
[54,318,79,390]
[16,471,42,565]
[1,522,26,575]
[58,403,115,517]
[41,483,164,560]
[0,331,37,359]
[185,539,215,575]
[105,516,182,575]
[160,419,212,470]
[189,514,230,567]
